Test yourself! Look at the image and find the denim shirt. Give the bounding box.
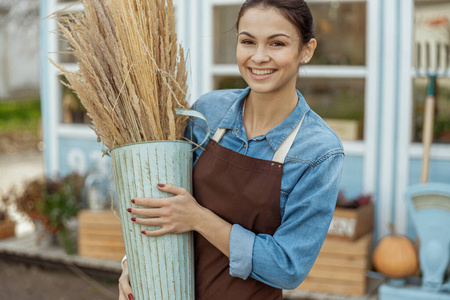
[185,87,344,290]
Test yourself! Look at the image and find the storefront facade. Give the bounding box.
[40,0,450,241]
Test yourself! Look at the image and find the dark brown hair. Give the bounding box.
[236,0,315,45]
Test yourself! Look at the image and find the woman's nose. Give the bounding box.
[251,46,270,63]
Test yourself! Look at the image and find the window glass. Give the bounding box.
[413,77,450,144]
[214,76,247,90]
[214,76,365,141]
[60,76,89,124]
[297,78,365,141]
[213,2,367,66]
[308,2,366,66]
[213,5,240,65]
[413,0,450,143]
[57,11,84,64]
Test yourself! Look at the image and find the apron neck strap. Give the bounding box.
[211,112,306,164]
[272,112,306,164]
[212,128,227,143]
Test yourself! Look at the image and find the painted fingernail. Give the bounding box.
[131,217,136,222]
[127,208,132,212]
[141,230,146,234]
[131,199,135,203]
[157,184,165,187]
[128,293,134,300]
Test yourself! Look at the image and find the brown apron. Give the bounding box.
[192,113,305,300]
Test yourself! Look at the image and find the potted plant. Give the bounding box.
[3,173,85,253]
[0,207,15,240]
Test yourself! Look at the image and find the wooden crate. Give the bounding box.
[78,209,125,260]
[0,220,15,240]
[296,232,373,295]
[327,203,374,241]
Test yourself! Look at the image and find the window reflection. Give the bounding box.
[413,77,450,144]
[213,2,367,66]
[297,78,365,141]
[413,0,450,144]
[308,2,366,66]
[214,76,365,141]
[213,5,240,65]
[214,76,247,90]
[60,76,89,124]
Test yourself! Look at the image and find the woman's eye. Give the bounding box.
[241,40,254,45]
[271,41,285,47]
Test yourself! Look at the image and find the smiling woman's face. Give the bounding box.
[236,6,305,96]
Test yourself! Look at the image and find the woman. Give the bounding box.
[119,1,344,299]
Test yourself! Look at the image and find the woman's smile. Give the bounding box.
[236,7,305,97]
[248,67,278,80]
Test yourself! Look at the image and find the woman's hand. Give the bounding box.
[128,184,206,236]
[118,260,134,300]
[128,183,232,257]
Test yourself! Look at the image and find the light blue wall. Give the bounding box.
[409,159,450,186]
[340,155,364,200]
[59,137,110,177]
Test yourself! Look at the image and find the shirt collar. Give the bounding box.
[218,87,311,151]
[218,87,250,130]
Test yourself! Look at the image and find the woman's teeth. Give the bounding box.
[251,68,275,75]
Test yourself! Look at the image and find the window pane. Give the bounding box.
[213,2,366,66]
[309,2,366,66]
[297,78,365,141]
[214,76,364,141]
[60,76,89,124]
[413,77,450,144]
[59,38,77,64]
[214,76,247,90]
[57,12,84,64]
[213,5,241,65]
[412,0,450,144]
[414,0,450,69]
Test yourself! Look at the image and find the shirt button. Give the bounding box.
[243,144,247,148]
[234,128,239,132]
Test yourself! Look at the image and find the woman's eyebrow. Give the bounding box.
[238,31,291,40]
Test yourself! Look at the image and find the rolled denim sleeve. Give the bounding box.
[228,152,344,289]
[229,224,256,279]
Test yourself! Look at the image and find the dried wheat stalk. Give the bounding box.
[50,0,189,152]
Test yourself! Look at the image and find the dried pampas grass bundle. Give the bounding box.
[51,0,189,153]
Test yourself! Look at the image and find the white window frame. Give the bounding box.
[203,0,378,198]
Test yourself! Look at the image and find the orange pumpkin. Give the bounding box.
[372,224,419,278]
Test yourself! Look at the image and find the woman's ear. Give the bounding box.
[302,38,317,63]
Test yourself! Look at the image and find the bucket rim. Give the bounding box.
[110,140,193,153]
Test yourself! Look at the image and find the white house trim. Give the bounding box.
[377,0,398,239]
[364,0,380,198]
[395,0,414,235]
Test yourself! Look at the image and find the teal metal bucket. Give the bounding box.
[111,109,209,300]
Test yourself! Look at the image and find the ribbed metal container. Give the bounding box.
[112,141,194,300]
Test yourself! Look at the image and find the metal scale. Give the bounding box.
[379,183,450,300]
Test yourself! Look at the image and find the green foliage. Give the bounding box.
[3,172,85,254]
[35,173,85,234]
[0,98,41,133]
